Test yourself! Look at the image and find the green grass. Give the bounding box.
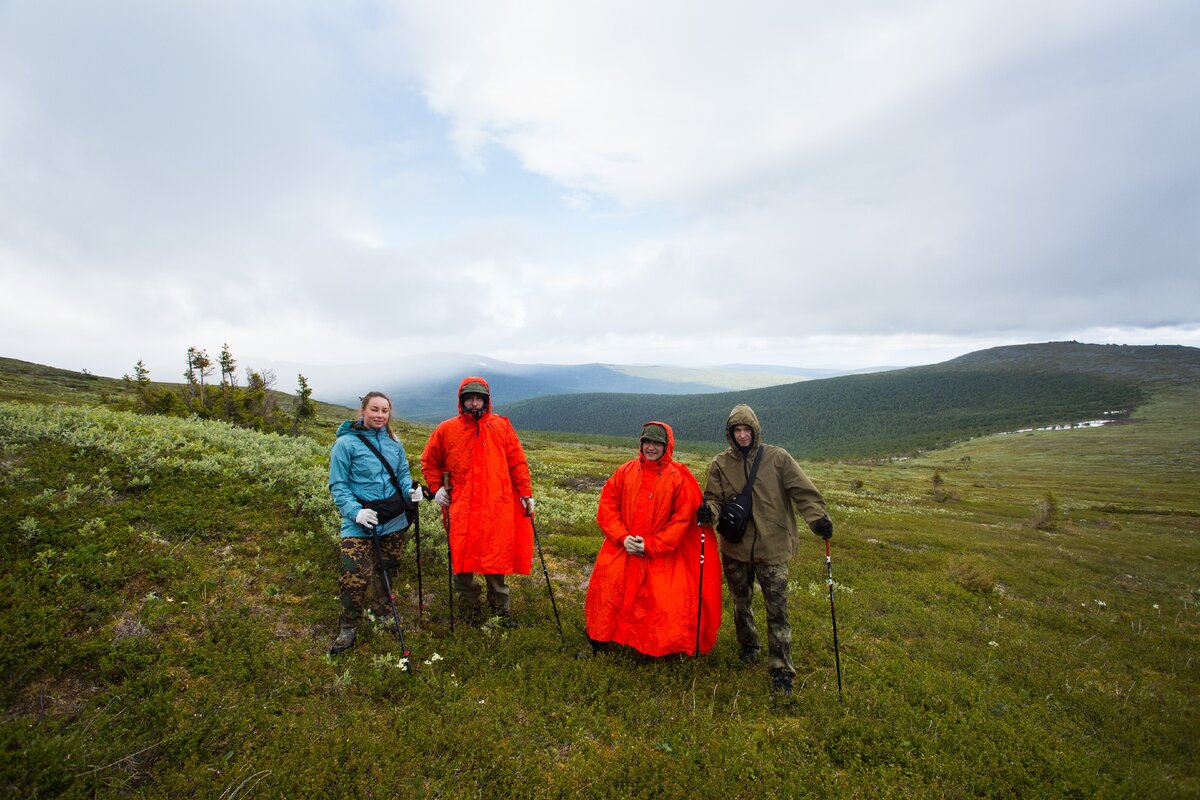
[1,378,1197,797]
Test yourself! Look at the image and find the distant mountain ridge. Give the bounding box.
[6,342,1195,459]
[498,342,1200,458]
[254,353,875,421]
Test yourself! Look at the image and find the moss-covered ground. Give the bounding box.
[1,385,1197,798]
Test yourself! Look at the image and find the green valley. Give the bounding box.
[1,347,1197,798]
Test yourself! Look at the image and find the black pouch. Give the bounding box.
[360,492,410,525]
[353,432,415,527]
[716,494,752,542]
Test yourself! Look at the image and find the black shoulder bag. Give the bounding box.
[353,434,414,526]
[716,445,764,544]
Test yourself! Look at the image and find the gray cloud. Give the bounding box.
[1,1,1197,381]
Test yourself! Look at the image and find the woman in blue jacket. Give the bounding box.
[328,391,422,654]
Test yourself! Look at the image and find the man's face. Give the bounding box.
[462,393,486,413]
[732,424,754,448]
[640,439,665,462]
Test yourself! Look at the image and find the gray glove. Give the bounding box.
[409,486,423,504]
[434,487,451,507]
[522,496,536,516]
[355,508,379,528]
[623,535,645,556]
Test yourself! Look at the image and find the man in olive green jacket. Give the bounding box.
[699,403,833,694]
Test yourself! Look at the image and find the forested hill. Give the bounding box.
[498,343,1200,458]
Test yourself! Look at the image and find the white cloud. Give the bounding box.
[0,0,1196,380]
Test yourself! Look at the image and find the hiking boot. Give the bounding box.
[770,669,794,695]
[329,624,357,655]
[739,646,762,665]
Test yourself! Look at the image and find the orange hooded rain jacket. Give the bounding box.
[584,421,723,656]
[421,377,534,576]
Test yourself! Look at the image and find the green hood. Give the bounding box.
[724,403,762,450]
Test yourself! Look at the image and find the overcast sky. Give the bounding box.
[2,0,1197,383]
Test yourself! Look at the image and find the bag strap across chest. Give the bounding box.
[354,433,404,495]
[740,445,765,496]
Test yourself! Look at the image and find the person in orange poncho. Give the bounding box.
[585,421,722,657]
[421,377,534,627]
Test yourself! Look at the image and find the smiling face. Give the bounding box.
[360,395,391,429]
[640,439,666,462]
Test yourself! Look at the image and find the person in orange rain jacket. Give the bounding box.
[584,421,722,657]
[421,377,534,627]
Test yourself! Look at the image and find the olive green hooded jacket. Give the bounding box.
[702,404,827,565]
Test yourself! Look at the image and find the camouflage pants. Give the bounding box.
[338,533,406,627]
[721,555,794,676]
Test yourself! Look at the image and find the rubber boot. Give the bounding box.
[329,624,357,655]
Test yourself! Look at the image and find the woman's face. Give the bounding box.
[640,439,665,462]
[361,397,391,429]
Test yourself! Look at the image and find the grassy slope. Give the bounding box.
[1,373,1197,798]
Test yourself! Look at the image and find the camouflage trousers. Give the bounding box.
[721,555,794,676]
[338,533,406,627]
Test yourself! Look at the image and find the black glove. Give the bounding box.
[696,503,714,526]
[810,515,833,540]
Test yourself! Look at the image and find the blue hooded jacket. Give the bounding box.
[329,420,414,539]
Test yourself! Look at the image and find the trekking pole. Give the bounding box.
[527,511,565,643]
[412,481,424,625]
[442,472,454,633]
[825,537,843,700]
[694,527,706,657]
[367,523,412,672]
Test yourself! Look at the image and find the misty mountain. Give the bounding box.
[253,353,874,421]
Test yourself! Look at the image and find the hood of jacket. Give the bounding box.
[724,404,762,451]
[336,419,385,439]
[639,419,676,465]
[457,375,492,418]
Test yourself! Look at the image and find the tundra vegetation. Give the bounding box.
[0,354,1197,798]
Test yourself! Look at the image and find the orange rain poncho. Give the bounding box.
[421,377,533,576]
[584,421,722,656]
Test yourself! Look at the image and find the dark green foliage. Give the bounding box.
[124,347,318,436]
[503,364,1147,458]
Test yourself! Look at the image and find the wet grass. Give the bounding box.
[1,384,1198,798]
